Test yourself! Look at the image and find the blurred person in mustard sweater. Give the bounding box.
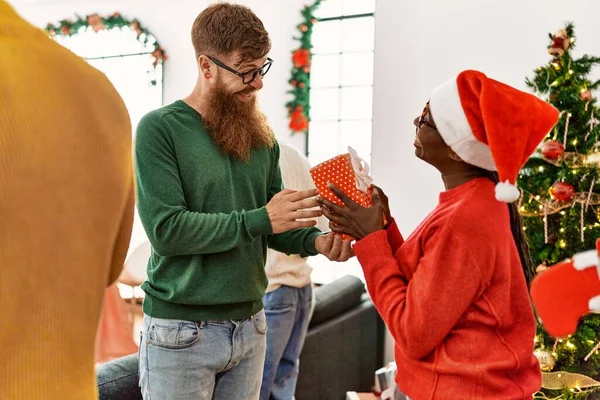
[0,2,134,399]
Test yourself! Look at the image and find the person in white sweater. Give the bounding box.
[260,141,329,400]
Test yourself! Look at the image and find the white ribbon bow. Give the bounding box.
[348,146,373,192]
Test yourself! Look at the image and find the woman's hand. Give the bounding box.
[372,184,392,228]
[317,183,385,240]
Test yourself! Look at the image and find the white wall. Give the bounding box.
[371,0,600,364]
[10,0,307,150]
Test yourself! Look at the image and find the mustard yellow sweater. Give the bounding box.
[0,2,134,399]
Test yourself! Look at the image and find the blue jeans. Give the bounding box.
[139,310,267,400]
[260,284,312,400]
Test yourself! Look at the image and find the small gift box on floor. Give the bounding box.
[309,147,378,241]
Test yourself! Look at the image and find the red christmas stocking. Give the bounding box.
[530,239,600,338]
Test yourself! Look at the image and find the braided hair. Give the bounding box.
[483,170,535,287]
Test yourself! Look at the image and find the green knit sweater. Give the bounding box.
[134,100,321,321]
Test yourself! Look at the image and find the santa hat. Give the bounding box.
[429,70,559,202]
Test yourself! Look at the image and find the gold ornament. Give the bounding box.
[534,348,556,372]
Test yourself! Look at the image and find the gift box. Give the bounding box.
[375,362,410,400]
[309,147,375,241]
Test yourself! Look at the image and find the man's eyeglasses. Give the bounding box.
[207,55,273,84]
[417,101,436,134]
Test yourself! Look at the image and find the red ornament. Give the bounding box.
[303,66,310,73]
[298,82,306,88]
[541,140,564,161]
[292,48,311,68]
[289,106,309,132]
[549,182,575,202]
[300,24,308,32]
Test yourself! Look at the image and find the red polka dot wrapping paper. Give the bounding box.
[309,153,373,242]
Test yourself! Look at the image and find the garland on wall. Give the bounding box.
[286,0,323,134]
[45,12,167,75]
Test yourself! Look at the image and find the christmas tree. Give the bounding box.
[521,24,600,399]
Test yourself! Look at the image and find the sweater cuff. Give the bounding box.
[246,207,273,237]
[302,229,324,257]
[353,230,394,266]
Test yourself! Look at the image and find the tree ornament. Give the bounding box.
[534,348,556,372]
[303,66,311,73]
[299,82,306,88]
[585,341,600,361]
[541,140,564,160]
[580,89,593,102]
[300,24,308,32]
[550,182,575,202]
[562,112,571,147]
[536,264,548,274]
[548,28,571,57]
[543,206,549,244]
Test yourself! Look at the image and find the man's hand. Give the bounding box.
[317,184,385,240]
[266,189,322,234]
[315,232,354,262]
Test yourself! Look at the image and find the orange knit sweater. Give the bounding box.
[354,178,541,399]
[0,3,134,399]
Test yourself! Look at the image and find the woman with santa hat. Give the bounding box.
[318,70,559,399]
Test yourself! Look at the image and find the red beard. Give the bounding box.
[201,82,275,162]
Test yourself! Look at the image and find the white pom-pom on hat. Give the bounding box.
[495,180,521,203]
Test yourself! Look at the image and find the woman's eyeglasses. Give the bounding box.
[416,101,436,134]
